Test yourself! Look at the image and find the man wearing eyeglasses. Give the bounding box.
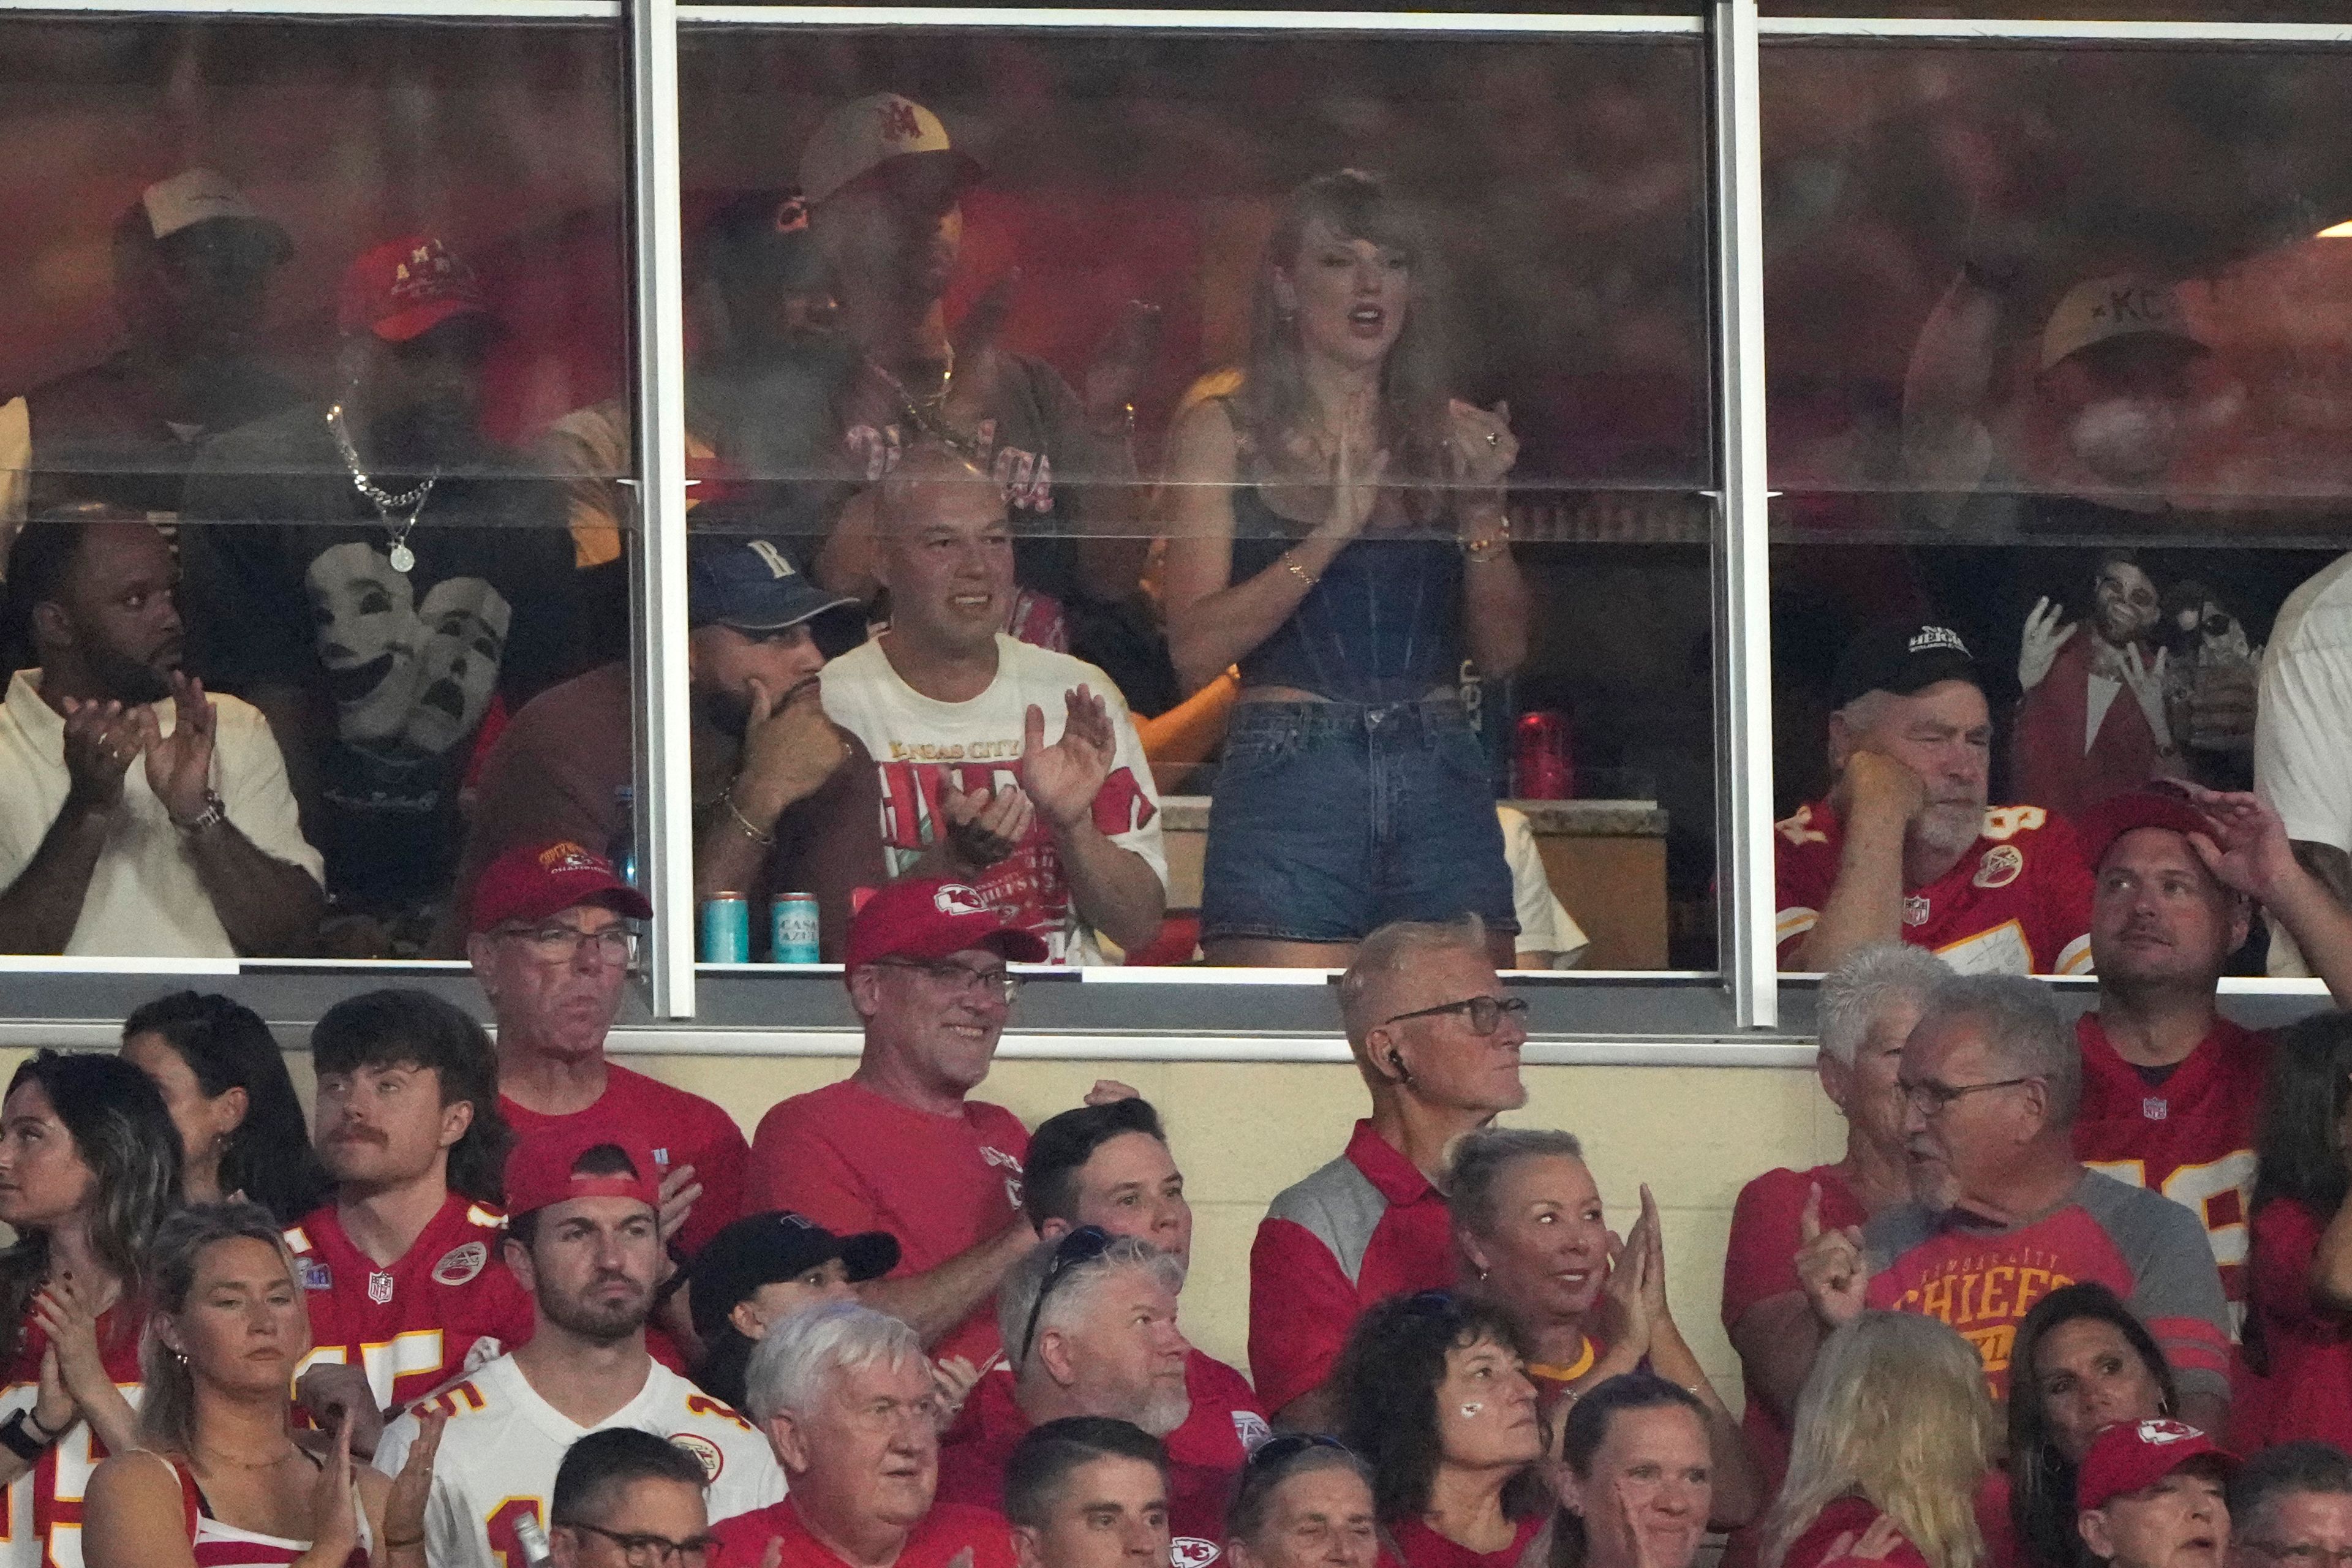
[471,839,752,1259]
[1793,973,2229,1426]
[546,1427,724,1568]
[2229,1441,2352,1568]
[750,874,1049,1372]
[1250,916,1529,1432]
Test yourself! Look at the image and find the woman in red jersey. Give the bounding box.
[2244,1013,2352,1453]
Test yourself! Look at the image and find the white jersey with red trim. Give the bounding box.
[373,1353,782,1568]
[1774,799,2095,976]
[0,1313,143,1568]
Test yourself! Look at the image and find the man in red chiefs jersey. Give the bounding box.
[1777,621,2094,976]
[1796,973,2231,1425]
[289,987,530,1422]
[749,873,1049,1370]
[939,1231,1230,1567]
[1250,916,1526,1430]
[2071,786,2352,1321]
[469,839,751,1259]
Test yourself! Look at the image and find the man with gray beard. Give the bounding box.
[938,1231,1235,1568]
[1775,620,2094,975]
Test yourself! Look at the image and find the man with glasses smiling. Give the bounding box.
[472,839,752,1259]
[751,874,1050,1372]
[1792,973,2228,1427]
[1250,916,1528,1433]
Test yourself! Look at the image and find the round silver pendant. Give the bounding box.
[388,542,416,574]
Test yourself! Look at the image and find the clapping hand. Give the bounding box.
[944,778,1036,869]
[143,671,217,823]
[381,1409,445,1558]
[58,698,145,810]
[1018,687,1117,834]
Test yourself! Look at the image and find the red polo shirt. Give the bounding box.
[1248,1120,1456,1415]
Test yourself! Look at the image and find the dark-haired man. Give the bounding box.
[374,1129,782,1568]
[548,1427,721,1568]
[1006,1417,1172,1568]
[288,987,531,1419]
[2228,1441,2352,1568]
[0,507,322,955]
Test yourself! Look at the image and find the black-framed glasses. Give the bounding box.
[1249,1433,1353,1469]
[1017,1224,1115,1368]
[1381,995,1528,1037]
[2237,1544,2352,1568]
[1898,1076,2039,1117]
[870,957,1022,1003]
[558,1518,723,1568]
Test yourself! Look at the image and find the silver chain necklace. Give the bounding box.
[326,403,437,574]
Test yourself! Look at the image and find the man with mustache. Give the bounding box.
[445,531,883,959]
[1776,620,2094,976]
[373,1129,785,1568]
[0,507,322,955]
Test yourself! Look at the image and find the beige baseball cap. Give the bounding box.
[2040,274,2204,371]
[135,168,292,258]
[799,92,982,208]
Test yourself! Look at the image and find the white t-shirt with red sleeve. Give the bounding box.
[819,633,1166,965]
[748,1077,1030,1370]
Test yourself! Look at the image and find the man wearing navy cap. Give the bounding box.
[1776,619,2094,976]
[445,532,883,960]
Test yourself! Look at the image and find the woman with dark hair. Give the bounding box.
[2243,1011,2352,1451]
[83,1202,442,1568]
[1163,168,1529,968]
[2007,1283,2179,1568]
[122,991,330,1222]
[0,1050,181,1558]
[1332,1292,1546,1568]
[1546,1373,1713,1568]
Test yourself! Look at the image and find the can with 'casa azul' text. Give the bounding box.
[699,892,749,962]
[770,893,820,963]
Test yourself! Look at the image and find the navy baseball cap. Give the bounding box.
[1831,621,1985,709]
[687,535,859,635]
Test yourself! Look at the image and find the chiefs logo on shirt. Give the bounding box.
[1172,1539,1223,1568]
[668,1431,726,1482]
[1975,845,2024,889]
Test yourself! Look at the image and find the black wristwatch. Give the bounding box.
[0,1409,56,1462]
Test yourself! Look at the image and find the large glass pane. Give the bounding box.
[0,18,633,961]
[1762,36,2352,976]
[674,23,1717,972]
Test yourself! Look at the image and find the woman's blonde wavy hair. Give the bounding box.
[1763,1312,1993,1568]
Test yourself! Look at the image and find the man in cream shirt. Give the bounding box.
[0,507,321,955]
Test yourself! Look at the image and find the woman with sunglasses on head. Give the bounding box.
[1544,1372,1713,1568]
[1163,168,1528,969]
[1228,1434,1382,1568]
[85,1202,445,1568]
[2241,1011,2352,1453]
[121,991,331,1222]
[1447,1129,1759,1525]
[0,1050,180,1561]
[1333,1291,1547,1568]
[2007,1284,2180,1568]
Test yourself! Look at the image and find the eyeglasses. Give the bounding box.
[499,922,639,966]
[559,1519,723,1568]
[1381,995,1529,1037]
[870,957,1022,1003]
[1249,1433,1353,1469]
[2237,1545,2352,1568]
[1898,1076,2039,1117]
[1017,1224,1115,1368]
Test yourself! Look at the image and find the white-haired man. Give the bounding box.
[717,1302,1017,1568]
[1248,916,1527,1430]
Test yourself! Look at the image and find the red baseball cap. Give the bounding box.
[469,840,652,934]
[2077,1419,2236,1512]
[844,876,1049,971]
[337,235,492,343]
[2076,788,2217,872]
[504,1126,663,1218]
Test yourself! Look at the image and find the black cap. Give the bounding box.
[685,1211,900,1340]
[695,189,826,292]
[1830,621,1983,709]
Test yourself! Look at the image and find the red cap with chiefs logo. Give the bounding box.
[845,876,1049,971]
[338,235,493,343]
[469,840,653,933]
[2076,788,2217,873]
[2077,1419,2236,1511]
[504,1126,663,1219]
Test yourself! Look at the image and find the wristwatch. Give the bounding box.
[172,791,227,834]
[0,1408,58,1462]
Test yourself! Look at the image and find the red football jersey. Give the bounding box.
[1774,801,2094,976]
[0,1306,144,1568]
[288,1194,534,1412]
[2074,1014,2269,1324]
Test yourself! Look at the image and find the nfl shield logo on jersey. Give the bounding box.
[368,1272,395,1305]
[2143,1098,2169,1121]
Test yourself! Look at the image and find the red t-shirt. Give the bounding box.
[501,1063,750,1258]
[2243,1196,2352,1452]
[287,1193,535,1411]
[1777,1497,1935,1568]
[938,1366,1240,1564]
[749,1078,1030,1370]
[1718,1164,1868,1568]
[1167,1349,1272,1471]
[1,1303,145,1565]
[1250,1121,1456,1415]
[1773,801,2094,976]
[713,1498,1017,1568]
[1378,1515,1542,1568]
[2074,1013,2269,1318]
